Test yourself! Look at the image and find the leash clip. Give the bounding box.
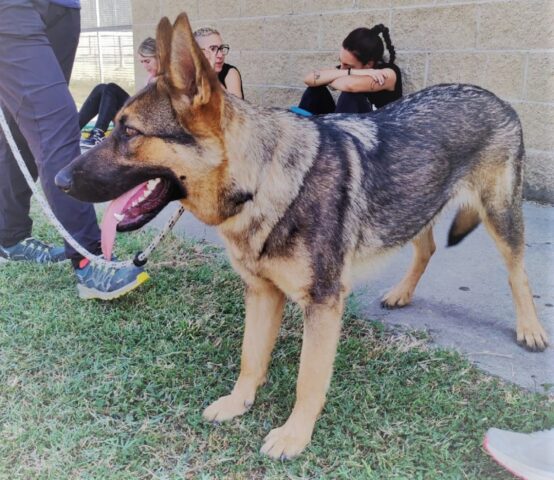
[133,251,148,267]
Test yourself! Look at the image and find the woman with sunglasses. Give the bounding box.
[194,27,244,99]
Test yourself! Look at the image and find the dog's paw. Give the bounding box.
[202,393,253,422]
[517,324,549,352]
[381,286,413,309]
[260,420,313,460]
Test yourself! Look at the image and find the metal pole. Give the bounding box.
[95,0,104,83]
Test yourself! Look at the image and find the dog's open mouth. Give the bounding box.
[101,177,182,259]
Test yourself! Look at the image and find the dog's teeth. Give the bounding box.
[113,213,125,222]
[131,201,138,207]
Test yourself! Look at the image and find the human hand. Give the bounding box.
[366,69,387,86]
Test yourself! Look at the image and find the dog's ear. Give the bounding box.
[168,12,222,108]
[155,16,173,76]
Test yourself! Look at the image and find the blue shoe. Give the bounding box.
[74,258,150,300]
[289,106,313,117]
[80,127,105,151]
[0,237,66,264]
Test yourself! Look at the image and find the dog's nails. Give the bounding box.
[244,400,253,409]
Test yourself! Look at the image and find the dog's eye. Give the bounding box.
[124,126,140,138]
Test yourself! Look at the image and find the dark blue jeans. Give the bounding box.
[298,86,373,115]
[0,0,101,259]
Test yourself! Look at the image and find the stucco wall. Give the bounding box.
[131,0,554,203]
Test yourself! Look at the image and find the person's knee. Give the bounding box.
[299,86,335,115]
[302,86,330,101]
[104,83,128,102]
[336,92,372,114]
[91,83,108,95]
[104,83,120,96]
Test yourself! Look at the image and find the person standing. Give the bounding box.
[0,0,149,300]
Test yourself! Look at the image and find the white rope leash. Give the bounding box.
[0,106,185,269]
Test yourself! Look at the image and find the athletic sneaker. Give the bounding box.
[74,258,150,300]
[0,237,66,264]
[80,128,105,150]
[484,428,554,480]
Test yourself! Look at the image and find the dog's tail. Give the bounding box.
[447,207,481,247]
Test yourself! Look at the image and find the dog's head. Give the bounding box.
[56,13,249,231]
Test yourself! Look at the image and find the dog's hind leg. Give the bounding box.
[381,226,436,308]
[481,201,548,351]
[203,280,286,422]
[260,296,344,459]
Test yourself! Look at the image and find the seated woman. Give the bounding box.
[193,27,244,99]
[298,24,402,115]
[79,37,157,149]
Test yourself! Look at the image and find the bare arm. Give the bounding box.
[224,67,243,99]
[303,68,348,87]
[329,68,397,93]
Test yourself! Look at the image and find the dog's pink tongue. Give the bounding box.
[101,183,146,260]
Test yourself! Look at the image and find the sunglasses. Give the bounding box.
[203,44,230,55]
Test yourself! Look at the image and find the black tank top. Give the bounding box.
[365,63,403,109]
[218,63,244,99]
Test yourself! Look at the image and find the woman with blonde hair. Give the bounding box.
[79,37,158,149]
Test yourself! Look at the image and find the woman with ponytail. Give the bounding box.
[297,24,402,115]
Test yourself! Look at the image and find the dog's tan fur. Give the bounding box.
[57,12,548,460]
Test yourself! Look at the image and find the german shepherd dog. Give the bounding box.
[56,13,548,459]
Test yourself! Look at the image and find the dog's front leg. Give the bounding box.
[261,298,343,459]
[203,281,286,422]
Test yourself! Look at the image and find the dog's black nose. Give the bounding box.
[54,168,73,193]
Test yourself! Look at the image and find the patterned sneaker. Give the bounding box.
[74,258,150,300]
[0,237,66,264]
[80,128,105,150]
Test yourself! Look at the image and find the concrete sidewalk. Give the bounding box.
[151,202,553,392]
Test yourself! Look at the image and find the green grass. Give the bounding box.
[0,214,552,479]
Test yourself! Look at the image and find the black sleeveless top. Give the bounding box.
[365,63,402,109]
[218,63,244,99]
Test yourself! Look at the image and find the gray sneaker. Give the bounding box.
[0,237,66,264]
[74,258,150,300]
[484,428,554,480]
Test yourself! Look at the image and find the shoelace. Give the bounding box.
[81,263,120,291]
[19,238,52,261]
[90,130,104,144]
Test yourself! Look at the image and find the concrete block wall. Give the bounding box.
[131,0,554,203]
